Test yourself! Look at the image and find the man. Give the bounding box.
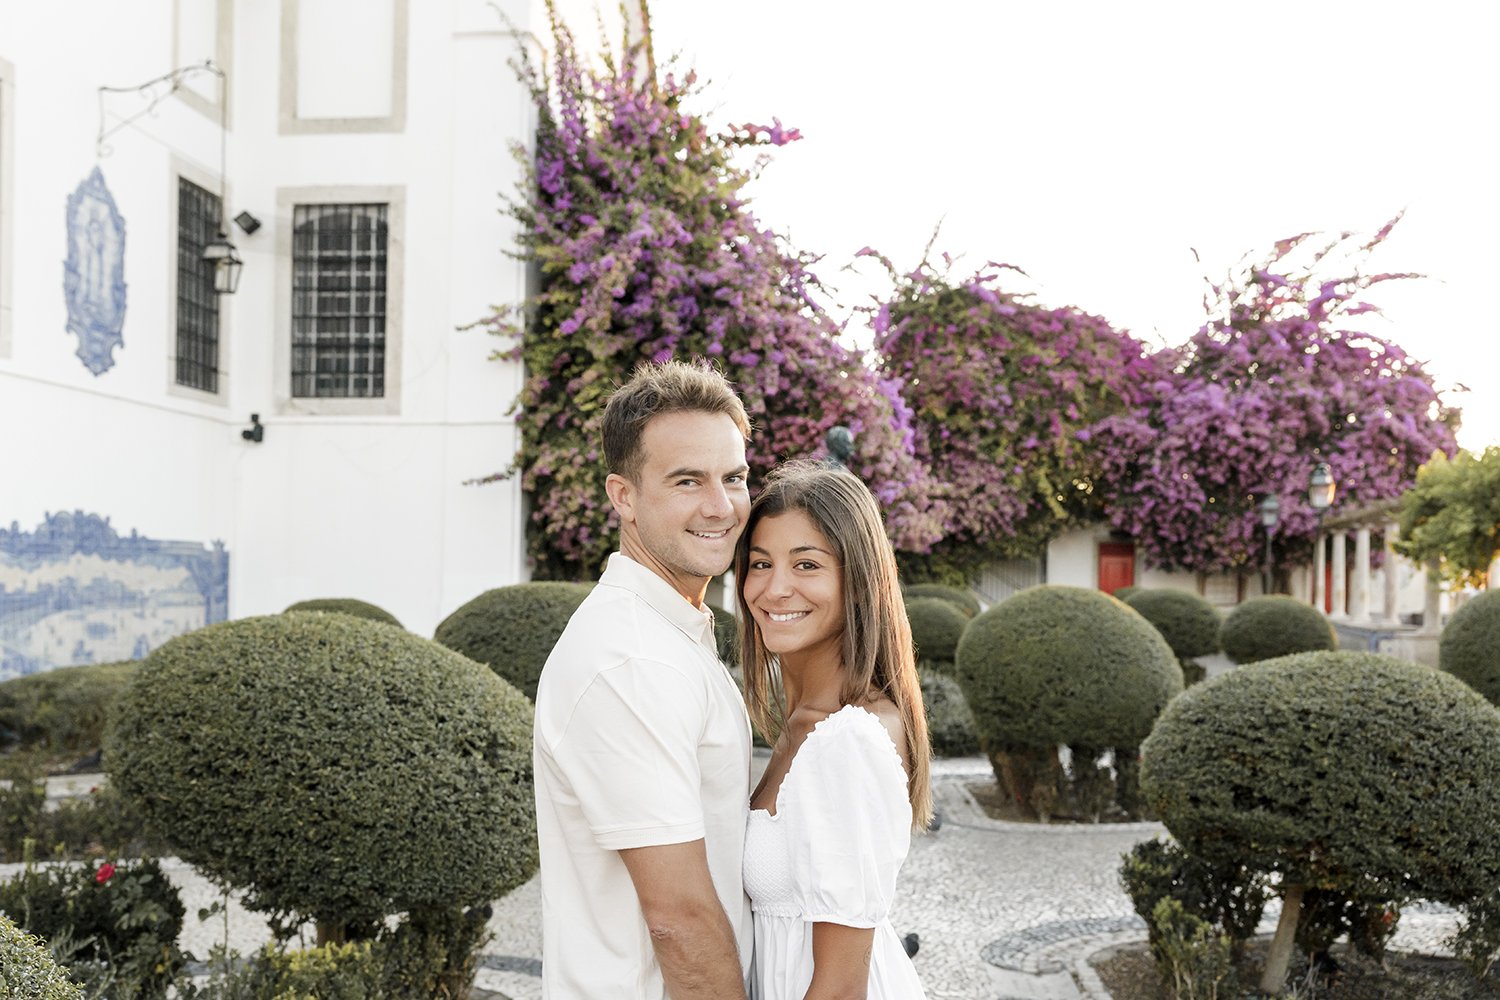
[533,359,754,999]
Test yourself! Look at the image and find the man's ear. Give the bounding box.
[605,472,636,524]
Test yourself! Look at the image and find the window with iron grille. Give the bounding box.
[291,203,388,398]
[176,177,222,393]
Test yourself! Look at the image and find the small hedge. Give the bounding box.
[713,609,739,666]
[1440,589,1500,706]
[907,598,969,666]
[1218,595,1336,665]
[284,598,402,628]
[920,669,979,757]
[433,583,592,701]
[1123,589,1221,663]
[956,585,1182,750]
[0,913,83,1000]
[106,613,537,936]
[0,661,137,755]
[903,583,981,618]
[1141,650,1500,906]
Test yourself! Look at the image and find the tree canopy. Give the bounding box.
[1093,223,1458,575]
[1397,447,1500,589]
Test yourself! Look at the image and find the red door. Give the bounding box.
[1099,542,1136,595]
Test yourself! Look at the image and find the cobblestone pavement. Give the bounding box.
[12,762,1463,1000]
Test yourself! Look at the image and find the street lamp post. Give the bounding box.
[1259,494,1282,594]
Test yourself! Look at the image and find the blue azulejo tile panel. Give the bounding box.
[64,167,128,376]
[0,512,228,679]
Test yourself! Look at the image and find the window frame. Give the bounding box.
[171,0,235,126]
[166,158,231,404]
[278,0,409,135]
[274,185,404,416]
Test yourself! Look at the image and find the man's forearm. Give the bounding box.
[649,902,746,1000]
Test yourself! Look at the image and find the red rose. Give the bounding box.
[95,863,116,884]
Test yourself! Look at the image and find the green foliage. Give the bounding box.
[0,661,137,756]
[902,583,980,618]
[432,582,591,701]
[106,613,537,936]
[0,855,186,998]
[1397,446,1500,589]
[1119,838,1268,956]
[1217,595,1336,665]
[373,904,492,1000]
[1440,589,1500,706]
[906,598,969,666]
[955,585,1182,750]
[919,669,978,757]
[0,913,83,1000]
[1149,897,1236,1000]
[1113,585,1141,602]
[1123,589,1221,662]
[249,941,386,1000]
[712,609,739,666]
[0,757,164,862]
[283,598,402,628]
[1455,888,1500,982]
[1294,886,1402,966]
[1141,651,1500,905]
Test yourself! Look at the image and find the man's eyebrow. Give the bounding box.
[663,465,750,480]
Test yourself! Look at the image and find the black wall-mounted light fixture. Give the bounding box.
[233,210,261,235]
[242,413,264,443]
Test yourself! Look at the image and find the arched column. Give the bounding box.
[1312,532,1327,611]
[1330,531,1348,619]
[1383,522,1400,623]
[1352,527,1372,621]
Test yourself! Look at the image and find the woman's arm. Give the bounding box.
[803,921,874,1000]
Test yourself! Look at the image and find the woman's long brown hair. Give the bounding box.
[736,461,932,829]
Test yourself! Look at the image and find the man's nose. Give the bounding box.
[702,481,734,518]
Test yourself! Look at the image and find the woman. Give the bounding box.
[736,460,931,1000]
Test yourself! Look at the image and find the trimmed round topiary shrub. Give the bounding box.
[1123,589,1221,662]
[433,583,591,701]
[956,585,1182,818]
[906,597,969,666]
[0,661,137,755]
[1141,650,1500,990]
[106,613,536,936]
[957,585,1182,750]
[1441,589,1500,706]
[0,913,83,1000]
[902,583,980,618]
[1218,595,1336,665]
[1113,585,1140,603]
[284,598,402,628]
[920,669,979,757]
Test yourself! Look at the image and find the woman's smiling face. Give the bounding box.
[742,509,845,661]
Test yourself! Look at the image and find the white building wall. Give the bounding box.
[0,0,533,671]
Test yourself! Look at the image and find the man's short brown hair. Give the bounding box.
[602,360,752,481]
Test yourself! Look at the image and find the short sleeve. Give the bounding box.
[552,658,708,851]
[781,706,913,928]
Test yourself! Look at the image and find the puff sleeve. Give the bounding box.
[780,706,914,928]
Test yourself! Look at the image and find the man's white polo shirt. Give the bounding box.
[533,553,753,999]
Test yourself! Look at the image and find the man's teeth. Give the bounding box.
[769,611,808,623]
[691,529,728,538]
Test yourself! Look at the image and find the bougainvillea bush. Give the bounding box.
[1093,220,1458,576]
[871,257,1158,579]
[484,7,941,578]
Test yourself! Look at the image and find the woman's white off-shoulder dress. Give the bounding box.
[743,704,927,999]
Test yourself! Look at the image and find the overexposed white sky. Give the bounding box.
[557,1,1500,450]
